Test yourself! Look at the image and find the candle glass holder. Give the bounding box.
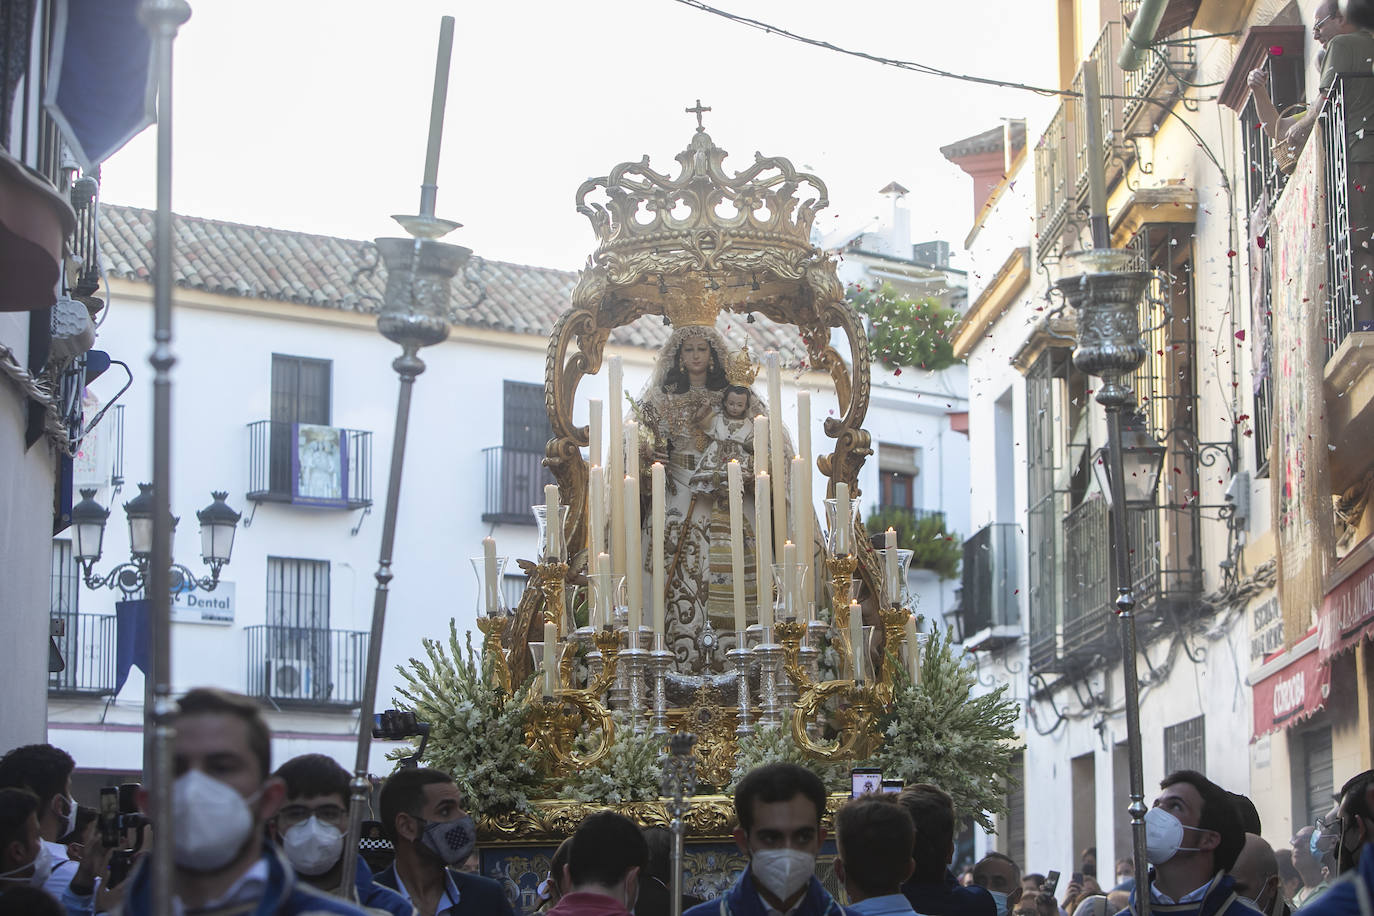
[895,548,915,609]
[822,497,862,557]
[769,564,811,623]
[532,503,572,563]
[851,624,876,685]
[904,631,928,686]
[469,555,510,618]
[879,547,914,610]
[528,641,555,697]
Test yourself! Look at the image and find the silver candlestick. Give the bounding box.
[622,634,650,735]
[727,630,754,736]
[661,733,698,916]
[650,633,674,735]
[755,627,783,728]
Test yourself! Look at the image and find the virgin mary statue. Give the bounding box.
[634,322,781,673]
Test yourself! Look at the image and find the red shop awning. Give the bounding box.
[1252,634,1330,741]
[1318,548,1374,664]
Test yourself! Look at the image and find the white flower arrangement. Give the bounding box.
[559,715,667,804]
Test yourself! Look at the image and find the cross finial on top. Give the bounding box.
[686,99,711,132]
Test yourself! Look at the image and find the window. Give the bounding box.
[880,472,914,509]
[270,355,332,493]
[263,557,331,702]
[266,557,331,630]
[1163,715,1206,775]
[51,539,78,618]
[484,381,555,523]
[878,444,921,511]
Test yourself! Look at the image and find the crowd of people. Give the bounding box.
[3,686,1374,916]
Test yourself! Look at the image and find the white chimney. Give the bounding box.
[879,181,911,258]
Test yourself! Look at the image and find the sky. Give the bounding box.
[97,0,1059,273]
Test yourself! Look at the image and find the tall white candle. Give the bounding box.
[753,415,769,479]
[651,462,666,635]
[483,537,500,616]
[596,552,612,629]
[755,472,772,626]
[543,621,559,696]
[797,392,812,611]
[790,456,804,545]
[608,357,624,581]
[885,527,899,607]
[624,475,641,632]
[849,601,865,682]
[589,466,606,576]
[783,540,798,620]
[728,460,746,633]
[625,419,640,484]
[905,614,921,684]
[835,481,851,555]
[588,399,603,468]
[766,351,786,557]
[544,484,562,561]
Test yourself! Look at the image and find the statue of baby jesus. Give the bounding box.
[688,384,757,494]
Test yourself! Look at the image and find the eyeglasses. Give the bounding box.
[277,803,348,827]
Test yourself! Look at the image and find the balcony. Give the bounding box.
[1119,5,1197,138]
[960,523,1020,650]
[245,625,368,709]
[245,420,372,509]
[49,613,116,696]
[482,445,553,525]
[1061,496,1160,666]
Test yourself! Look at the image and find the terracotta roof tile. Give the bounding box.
[97,204,810,363]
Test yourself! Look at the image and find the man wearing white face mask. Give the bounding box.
[119,687,370,916]
[1115,770,1259,916]
[0,788,54,900]
[546,811,647,916]
[685,763,846,916]
[374,768,513,916]
[270,754,412,916]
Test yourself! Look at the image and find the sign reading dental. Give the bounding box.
[171,582,235,625]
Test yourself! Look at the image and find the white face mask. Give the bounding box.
[1144,806,1205,865]
[751,848,815,902]
[0,844,54,888]
[172,769,261,872]
[282,816,344,876]
[58,794,78,841]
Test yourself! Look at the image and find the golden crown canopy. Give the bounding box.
[573,128,837,315]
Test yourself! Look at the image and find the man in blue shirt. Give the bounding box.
[683,763,845,916]
[1296,769,1374,916]
[833,793,917,916]
[897,785,995,916]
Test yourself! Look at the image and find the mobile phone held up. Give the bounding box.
[1043,870,1061,896]
[851,767,882,797]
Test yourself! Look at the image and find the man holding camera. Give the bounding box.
[270,754,412,916]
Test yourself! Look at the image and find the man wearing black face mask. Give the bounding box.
[375,768,514,916]
[1294,769,1374,916]
[1115,770,1259,916]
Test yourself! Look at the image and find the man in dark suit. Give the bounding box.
[373,768,515,916]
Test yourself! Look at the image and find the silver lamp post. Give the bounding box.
[337,16,469,899]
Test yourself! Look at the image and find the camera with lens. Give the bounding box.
[372,708,430,768]
[99,783,149,888]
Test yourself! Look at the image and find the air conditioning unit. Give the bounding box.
[266,657,313,699]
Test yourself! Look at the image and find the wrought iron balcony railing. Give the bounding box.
[245,420,373,509]
[1120,20,1196,138]
[245,625,369,708]
[1062,496,1160,665]
[482,445,553,525]
[49,613,116,696]
[960,522,1020,643]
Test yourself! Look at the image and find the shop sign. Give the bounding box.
[1319,552,1374,663]
[1250,592,1283,663]
[170,582,234,625]
[1252,642,1329,740]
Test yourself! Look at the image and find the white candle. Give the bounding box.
[755,472,772,626]
[651,462,666,635]
[905,614,921,684]
[624,475,641,632]
[790,456,804,545]
[544,622,559,696]
[728,460,746,633]
[588,399,602,468]
[885,527,898,607]
[783,541,798,621]
[835,481,851,555]
[596,552,612,630]
[544,484,562,561]
[849,601,864,682]
[625,419,640,484]
[797,392,813,613]
[589,466,606,575]
[752,415,769,479]
[608,357,624,581]
[482,537,500,616]
[766,351,786,557]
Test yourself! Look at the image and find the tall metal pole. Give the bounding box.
[140,1,191,913]
[338,18,466,899]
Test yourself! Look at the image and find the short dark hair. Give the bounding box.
[567,811,648,888]
[734,763,828,834]
[898,783,954,882]
[1339,769,1374,821]
[835,794,915,897]
[176,688,272,779]
[379,768,455,841]
[275,754,350,803]
[974,851,1023,885]
[1275,848,1300,884]
[0,885,64,915]
[1160,770,1245,872]
[0,745,74,811]
[0,789,39,854]
[642,826,672,882]
[1229,792,1263,836]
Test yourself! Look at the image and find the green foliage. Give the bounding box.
[865,627,1021,832]
[849,282,961,373]
[725,725,845,796]
[392,621,542,815]
[867,506,962,580]
[559,717,667,805]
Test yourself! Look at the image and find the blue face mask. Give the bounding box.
[989,891,1010,916]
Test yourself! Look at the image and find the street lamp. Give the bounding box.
[1091,410,1166,507]
[70,483,239,595]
